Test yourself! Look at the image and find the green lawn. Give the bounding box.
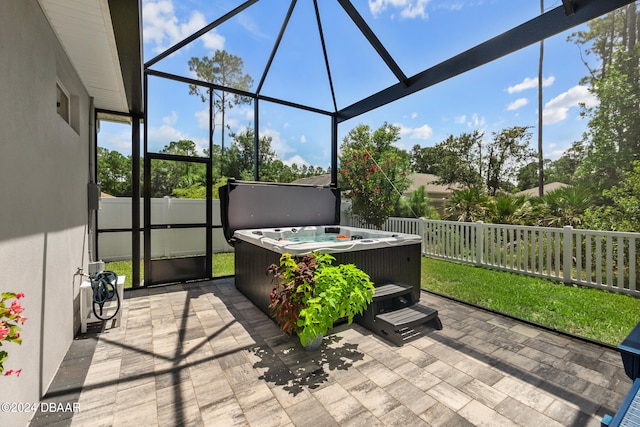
[106,253,640,346]
[421,256,640,346]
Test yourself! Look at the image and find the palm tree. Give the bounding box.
[487,194,532,225]
[540,186,591,227]
[445,187,489,222]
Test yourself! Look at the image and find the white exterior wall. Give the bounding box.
[0,2,92,425]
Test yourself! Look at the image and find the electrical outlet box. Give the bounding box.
[88,182,101,210]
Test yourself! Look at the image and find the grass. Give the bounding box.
[421,257,640,346]
[108,253,640,346]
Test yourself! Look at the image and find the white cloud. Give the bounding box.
[507,76,555,94]
[433,2,463,11]
[283,155,309,167]
[507,98,528,111]
[454,115,466,124]
[98,129,132,152]
[147,121,208,154]
[201,31,225,52]
[142,0,224,54]
[395,123,433,140]
[542,85,598,125]
[410,124,433,139]
[411,112,418,119]
[163,110,178,125]
[261,127,294,158]
[547,149,565,160]
[300,135,307,143]
[195,105,254,132]
[369,0,431,19]
[236,14,270,40]
[467,113,486,128]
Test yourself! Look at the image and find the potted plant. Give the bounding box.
[267,252,375,350]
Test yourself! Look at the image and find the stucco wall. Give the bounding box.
[0,1,92,425]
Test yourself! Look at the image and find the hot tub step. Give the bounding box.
[374,304,443,346]
[371,283,417,316]
[373,283,413,302]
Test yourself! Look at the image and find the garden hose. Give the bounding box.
[90,271,120,321]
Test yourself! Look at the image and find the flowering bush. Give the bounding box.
[338,123,411,229]
[0,292,26,376]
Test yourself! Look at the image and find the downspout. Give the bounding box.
[88,97,97,263]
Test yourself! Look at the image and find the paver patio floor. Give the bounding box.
[30,277,631,426]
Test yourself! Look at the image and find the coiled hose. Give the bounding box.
[90,271,120,321]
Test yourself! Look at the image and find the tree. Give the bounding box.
[444,187,489,222]
[517,161,542,192]
[393,186,440,219]
[487,194,532,225]
[431,127,533,195]
[569,6,640,191]
[430,131,484,189]
[97,147,132,197]
[538,186,592,228]
[224,128,276,180]
[188,50,254,177]
[339,123,411,228]
[583,161,640,232]
[149,140,206,197]
[410,145,439,174]
[485,126,535,196]
[545,142,584,185]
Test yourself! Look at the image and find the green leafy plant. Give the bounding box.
[268,253,375,347]
[0,292,27,376]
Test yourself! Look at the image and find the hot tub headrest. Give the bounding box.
[219,180,341,245]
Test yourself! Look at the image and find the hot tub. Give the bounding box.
[234,225,422,256]
[220,180,423,316]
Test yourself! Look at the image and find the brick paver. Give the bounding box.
[30,278,631,426]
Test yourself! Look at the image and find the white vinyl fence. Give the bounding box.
[97,197,233,261]
[97,198,354,262]
[349,216,640,297]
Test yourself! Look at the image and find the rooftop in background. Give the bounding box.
[516,182,571,197]
[292,173,460,196]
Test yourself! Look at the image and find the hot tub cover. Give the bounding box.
[219,180,341,245]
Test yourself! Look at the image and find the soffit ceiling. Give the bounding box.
[38,0,143,116]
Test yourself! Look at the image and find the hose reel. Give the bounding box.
[89,270,120,321]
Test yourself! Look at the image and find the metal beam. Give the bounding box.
[108,0,144,113]
[314,0,338,112]
[337,0,635,123]
[337,0,407,86]
[562,0,576,16]
[257,0,297,94]
[331,115,338,186]
[146,69,255,98]
[144,0,259,68]
[146,68,335,117]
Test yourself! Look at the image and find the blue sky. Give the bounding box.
[99,0,600,171]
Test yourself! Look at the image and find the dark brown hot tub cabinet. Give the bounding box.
[220,180,442,345]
